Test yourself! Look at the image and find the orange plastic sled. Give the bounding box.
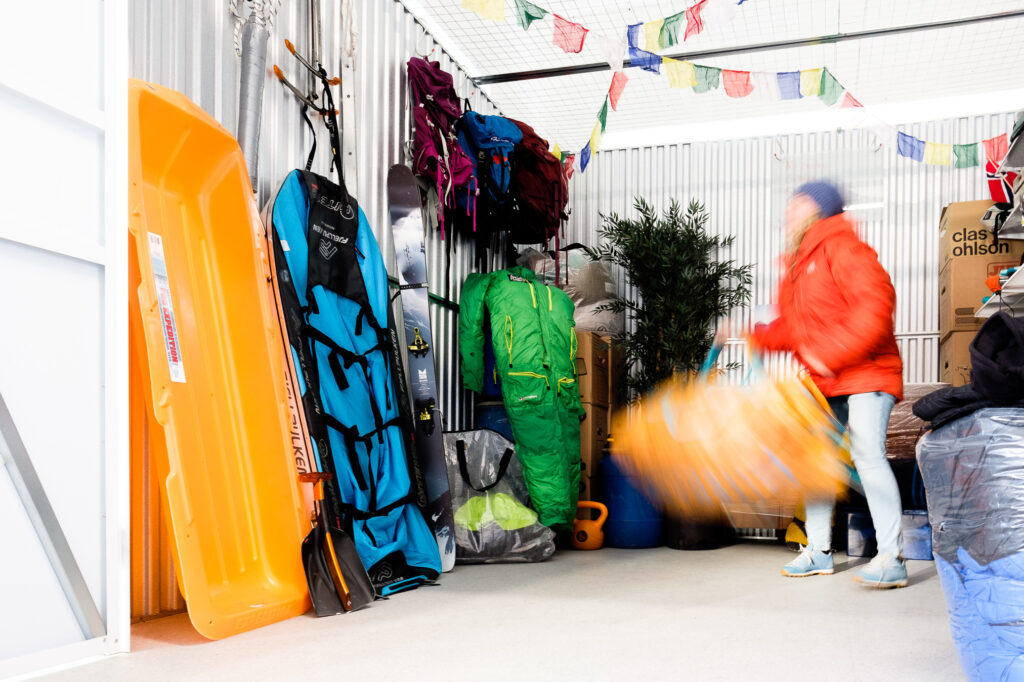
[128,79,310,639]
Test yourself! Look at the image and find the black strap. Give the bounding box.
[321,413,404,490]
[338,492,415,522]
[456,440,515,493]
[323,413,371,490]
[326,349,351,391]
[305,324,374,370]
[300,103,317,172]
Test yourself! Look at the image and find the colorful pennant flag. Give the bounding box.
[513,0,547,30]
[777,71,802,100]
[840,91,863,108]
[819,68,843,106]
[580,142,592,172]
[552,14,588,53]
[984,133,1009,164]
[799,69,822,97]
[750,71,780,101]
[645,19,664,52]
[609,70,629,110]
[627,22,642,48]
[685,0,709,40]
[865,116,898,149]
[590,121,603,152]
[462,0,503,22]
[552,143,563,160]
[694,65,721,94]
[897,132,925,162]
[592,34,627,72]
[722,69,753,98]
[954,143,980,169]
[924,142,952,166]
[598,97,609,132]
[563,154,575,179]
[660,10,686,49]
[664,58,697,89]
[629,46,662,74]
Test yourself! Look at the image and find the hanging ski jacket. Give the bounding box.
[264,169,441,595]
[753,213,904,401]
[459,266,583,529]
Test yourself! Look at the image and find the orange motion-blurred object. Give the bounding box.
[611,369,849,518]
[987,274,1002,293]
[128,80,310,639]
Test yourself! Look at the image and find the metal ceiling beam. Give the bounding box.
[473,9,1024,85]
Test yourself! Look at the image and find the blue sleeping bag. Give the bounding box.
[937,549,1024,682]
[917,407,1024,681]
[266,169,440,595]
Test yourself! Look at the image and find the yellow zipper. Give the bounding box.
[570,328,578,375]
[528,282,537,308]
[507,370,550,390]
[557,377,576,395]
[547,286,553,311]
[504,315,514,367]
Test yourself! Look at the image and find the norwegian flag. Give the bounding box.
[986,158,1018,204]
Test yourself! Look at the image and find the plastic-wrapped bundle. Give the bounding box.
[442,429,556,564]
[517,247,622,334]
[916,408,1024,564]
[917,408,1024,682]
[611,372,850,518]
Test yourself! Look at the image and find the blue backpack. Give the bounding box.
[456,112,522,206]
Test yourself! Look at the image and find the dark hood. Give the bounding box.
[970,312,1024,403]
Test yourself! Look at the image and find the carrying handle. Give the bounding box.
[456,440,515,493]
[298,472,334,522]
[576,500,608,527]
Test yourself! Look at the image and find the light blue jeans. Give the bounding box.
[805,392,902,557]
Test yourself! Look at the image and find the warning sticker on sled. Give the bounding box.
[148,233,186,383]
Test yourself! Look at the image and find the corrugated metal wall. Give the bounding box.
[128,0,496,622]
[568,113,1017,384]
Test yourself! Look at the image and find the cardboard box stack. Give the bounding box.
[938,200,1024,387]
[575,332,624,501]
[576,331,608,500]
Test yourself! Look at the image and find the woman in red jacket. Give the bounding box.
[754,182,907,588]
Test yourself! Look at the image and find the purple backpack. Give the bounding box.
[408,57,476,237]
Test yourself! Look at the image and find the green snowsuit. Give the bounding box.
[459,267,583,529]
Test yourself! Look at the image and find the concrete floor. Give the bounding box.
[43,542,961,682]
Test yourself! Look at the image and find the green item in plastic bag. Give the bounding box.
[454,493,540,531]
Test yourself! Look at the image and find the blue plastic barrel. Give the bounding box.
[602,455,663,548]
[475,401,514,443]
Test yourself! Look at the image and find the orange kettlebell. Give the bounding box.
[573,501,609,550]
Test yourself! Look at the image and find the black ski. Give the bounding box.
[388,164,456,572]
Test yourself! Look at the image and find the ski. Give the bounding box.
[388,164,456,573]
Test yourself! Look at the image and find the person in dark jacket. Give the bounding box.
[754,181,907,588]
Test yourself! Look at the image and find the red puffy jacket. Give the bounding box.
[753,213,903,401]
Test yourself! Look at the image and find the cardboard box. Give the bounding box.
[578,473,597,502]
[939,255,1020,337]
[723,502,796,530]
[580,403,609,478]
[938,199,1022,271]
[576,331,609,407]
[847,510,933,560]
[603,335,627,411]
[939,331,973,387]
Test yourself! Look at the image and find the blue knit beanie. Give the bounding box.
[794,181,844,219]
